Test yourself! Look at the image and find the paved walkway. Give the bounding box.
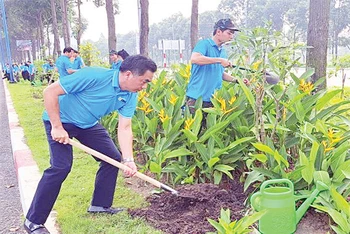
[0,80,24,233]
[1,80,59,234]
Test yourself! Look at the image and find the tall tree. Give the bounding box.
[76,0,83,48]
[306,0,331,89]
[329,0,350,59]
[51,0,61,57]
[139,0,149,56]
[106,0,116,54]
[60,0,71,47]
[91,0,118,60]
[190,0,199,51]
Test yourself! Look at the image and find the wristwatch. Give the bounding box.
[122,158,134,163]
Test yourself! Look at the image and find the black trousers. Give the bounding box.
[26,121,121,224]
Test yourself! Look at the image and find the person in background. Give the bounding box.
[55,47,77,78]
[41,59,56,84]
[71,49,85,70]
[117,49,129,62]
[12,63,20,82]
[3,63,11,81]
[23,55,157,234]
[27,61,36,82]
[185,18,249,114]
[20,62,30,81]
[109,49,129,70]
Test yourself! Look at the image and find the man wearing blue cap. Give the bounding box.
[185,18,249,113]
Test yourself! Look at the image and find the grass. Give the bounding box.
[7,81,162,234]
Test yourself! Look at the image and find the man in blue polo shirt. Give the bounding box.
[185,18,249,113]
[109,49,129,70]
[71,49,85,69]
[55,47,77,78]
[24,55,157,234]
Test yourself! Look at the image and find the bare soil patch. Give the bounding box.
[126,178,333,234]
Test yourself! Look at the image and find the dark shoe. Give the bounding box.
[24,219,50,234]
[87,205,124,214]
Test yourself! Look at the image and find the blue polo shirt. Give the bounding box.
[186,38,227,102]
[72,56,85,69]
[56,55,73,78]
[42,67,138,129]
[28,64,35,75]
[111,61,122,70]
[20,65,28,72]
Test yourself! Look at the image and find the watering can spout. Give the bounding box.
[296,181,328,223]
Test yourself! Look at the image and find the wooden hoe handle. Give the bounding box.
[69,139,178,195]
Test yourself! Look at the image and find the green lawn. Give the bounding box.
[7,81,161,234]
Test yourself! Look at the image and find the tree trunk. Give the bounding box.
[50,0,61,58]
[306,0,331,90]
[76,0,83,48]
[139,0,149,56]
[38,12,45,58]
[190,0,199,51]
[31,37,37,61]
[61,0,71,47]
[105,0,116,60]
[46,24,51,57]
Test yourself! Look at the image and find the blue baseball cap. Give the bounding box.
[214,18,240,32]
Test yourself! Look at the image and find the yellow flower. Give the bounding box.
[159,109,170,123]
[322,140,334,153]
[330,137,343,145]
[321,140,327,148]
[327,129,334,139]
[137,99,152,114]
[325,147,335,152]
[138,90,147,101]
[228,96,237,105]
[218,97,235,115]
[184,118,195,130]
[322,129,344,153]
[298,79,314,95]
[282,107,287,121]
[252,60,262,71]
[179,63,191,80]
[168,94,178,105]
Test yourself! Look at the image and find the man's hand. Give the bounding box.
[220,59,231,68]
[51,126,69,144]
[123,161,137,177]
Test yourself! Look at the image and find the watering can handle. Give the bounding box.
[261,178,294,193]
[250,192,262,211]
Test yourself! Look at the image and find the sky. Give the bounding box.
[81,0,221,41]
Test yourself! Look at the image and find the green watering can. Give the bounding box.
[250,179,328,234]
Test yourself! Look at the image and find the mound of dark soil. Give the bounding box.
[127,178,332,234]
[129,182,248,234]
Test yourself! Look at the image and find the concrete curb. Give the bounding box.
[4,80,59,234]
